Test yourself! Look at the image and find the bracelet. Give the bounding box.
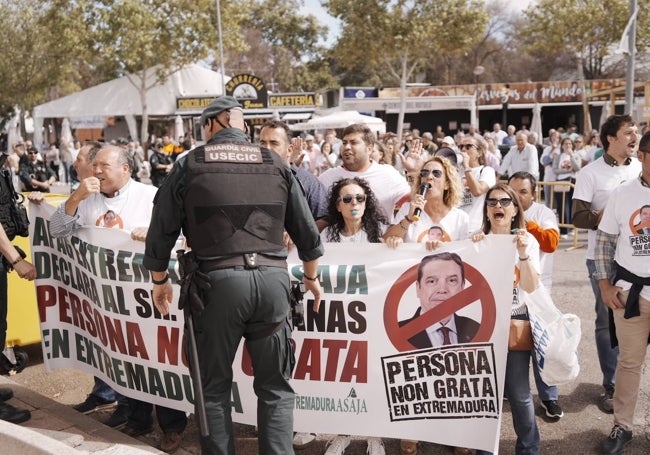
[303,274,319,281]
[404,215,413,223]
[11,257,22,266]
[397,219,409,232]
[152,273,170,285]
[518,256,530,261]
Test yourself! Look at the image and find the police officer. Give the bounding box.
[143,96,323,455]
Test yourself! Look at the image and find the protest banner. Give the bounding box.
[30,203,515,452]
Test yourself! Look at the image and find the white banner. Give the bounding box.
[30,203,516,453]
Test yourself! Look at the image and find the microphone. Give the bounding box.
[412,183,431,221]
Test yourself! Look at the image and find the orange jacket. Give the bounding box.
[526,220,559,253]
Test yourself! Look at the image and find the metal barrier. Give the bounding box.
[536,180,584,250]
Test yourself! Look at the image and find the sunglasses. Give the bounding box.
[339,194,366,204]
[459,143,477,149]
[486,198,513,207]
[27,151,37,155]
[420,169,443,179]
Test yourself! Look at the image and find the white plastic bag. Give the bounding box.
[524,285,581,385]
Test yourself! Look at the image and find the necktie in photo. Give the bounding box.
[439,326,452,345]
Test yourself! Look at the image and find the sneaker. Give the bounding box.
[293,432,317,449]
[541,400,564,419]
[602,424,632,454]
[73,394,115,414]
[103,403,129,428]
[601,385,615,414]
[325,435,351,455]
[367,437,385,455]
[0,402,31,424]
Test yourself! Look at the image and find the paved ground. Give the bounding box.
[4,231,650,454]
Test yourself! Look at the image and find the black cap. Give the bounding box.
[200,96,242,126]
[435,147,458,166]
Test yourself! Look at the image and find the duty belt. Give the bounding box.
[199,253,287,272]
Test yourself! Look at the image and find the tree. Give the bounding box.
[82,0,247,144]
[228,0,336,92]
[325,0,487,138]
[0,0,85,139]
[519,0,650,80]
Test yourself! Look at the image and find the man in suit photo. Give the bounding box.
[400,252,480,348]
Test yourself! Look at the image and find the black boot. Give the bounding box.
[0,402,31,424]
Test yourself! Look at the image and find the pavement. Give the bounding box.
[2,231,650,454]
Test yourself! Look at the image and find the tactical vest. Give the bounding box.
[184,141,288,258]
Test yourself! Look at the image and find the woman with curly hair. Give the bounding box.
[321,177,388,243]
[384,155,469,250]
[319,176,388,454]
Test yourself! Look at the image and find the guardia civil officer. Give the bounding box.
[143,96,323,455]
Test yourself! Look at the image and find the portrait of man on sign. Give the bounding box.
[399,252,480,348]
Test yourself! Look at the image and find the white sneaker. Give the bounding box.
[367,437,385,455]
[293,432,317,448]
[324,435,351,454]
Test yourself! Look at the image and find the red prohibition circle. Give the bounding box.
[383,261,497,352]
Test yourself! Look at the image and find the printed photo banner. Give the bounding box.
[30,203,516,452]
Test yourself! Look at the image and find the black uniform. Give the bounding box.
[144,127,323,455]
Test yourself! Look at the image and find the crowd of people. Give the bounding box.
[0,105,649,455]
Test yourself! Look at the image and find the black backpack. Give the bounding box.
[0,158,29,240]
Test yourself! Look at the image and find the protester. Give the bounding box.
[384,155,468,249]
[48,144,187,452]
[572,114,642,413]
[458,137,496,234]
[508,172,563,420]
[552,137,581,236]
[319,177,387,454]
[472,183,541,455]
[595,132,650,455]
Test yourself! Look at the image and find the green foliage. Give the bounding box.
[519,0,650,79]
[324,0,488,86]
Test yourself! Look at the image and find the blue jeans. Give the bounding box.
[477,350,540,455]
[586,259,618,387]
[533,361,558,401]
[91,377,128,405]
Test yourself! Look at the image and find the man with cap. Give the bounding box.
[144,95,323,454]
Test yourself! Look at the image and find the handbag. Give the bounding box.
[525,285,581,385]
[0,167,30,240]
[508,319,534,351]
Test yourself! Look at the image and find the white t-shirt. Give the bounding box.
[525,201,559,290]
[393,204,469,243]
[572,156,642,259]
[459,165,496,234]
[76,180,158,232]
[319,162,411,220]
[598,178,650,300]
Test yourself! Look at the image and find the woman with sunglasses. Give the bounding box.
[384,156,468,251]
[319,176,388,455]
[472,183,541,455]
[321,177,388,243]
[383,155,469,455]
[458,138,497,234]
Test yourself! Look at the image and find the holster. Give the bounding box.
[177,250,211,316]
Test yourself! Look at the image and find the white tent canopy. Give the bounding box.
[32,64,227,145]
[290,110,386,134]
